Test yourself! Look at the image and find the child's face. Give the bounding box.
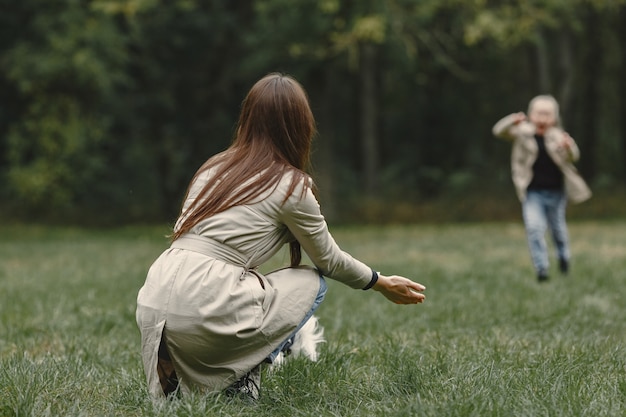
[528,99,557,135]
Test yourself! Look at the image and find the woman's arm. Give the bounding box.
[280,181,426,305]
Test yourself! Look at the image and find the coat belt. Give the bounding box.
[170,233,249,268]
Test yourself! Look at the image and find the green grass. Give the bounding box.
[1,222,625,416]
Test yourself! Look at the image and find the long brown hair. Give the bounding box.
[172,73,316,266]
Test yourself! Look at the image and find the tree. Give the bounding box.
[1,0,128,214]
[1,0,625,223]
[463,0,626,183]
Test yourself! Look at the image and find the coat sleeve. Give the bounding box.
[278,181,374,290]
[492,113,522,141]
[547,128,581,163]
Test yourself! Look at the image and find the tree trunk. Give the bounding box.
[534,29,552,93]
[358,41,379,196]
[579,6,600,180]
[619,6,626,182]
[310,65,337,220]
[557,30,575,123]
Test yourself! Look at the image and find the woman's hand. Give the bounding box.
[372,274,426,305]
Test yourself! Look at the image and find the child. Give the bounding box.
[493,95,591,281]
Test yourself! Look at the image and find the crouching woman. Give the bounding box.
[136,73,426,401]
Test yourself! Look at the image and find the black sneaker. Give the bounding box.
[225,365,261,401]
[537,272,549,282]
[559,258,569,275]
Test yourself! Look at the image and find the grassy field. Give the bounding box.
[1,221,625,416]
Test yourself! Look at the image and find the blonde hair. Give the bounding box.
[528,95,561,127]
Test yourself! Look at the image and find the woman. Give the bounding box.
[492,95,591,282]
[136,73,426,401]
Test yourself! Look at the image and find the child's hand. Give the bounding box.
[561,132,574,150]
[511,112,527,125]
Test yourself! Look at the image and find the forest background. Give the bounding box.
[1,0,625,226]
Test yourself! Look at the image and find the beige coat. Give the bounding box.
[136,169,374,398]
[492,114,591,204]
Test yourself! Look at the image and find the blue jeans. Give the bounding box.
[522,189,569,275]
[266,275,327,363]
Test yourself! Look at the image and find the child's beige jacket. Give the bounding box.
[493,114,591,204]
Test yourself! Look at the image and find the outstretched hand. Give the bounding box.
[511,112,527,124]
[373,274,426,305]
